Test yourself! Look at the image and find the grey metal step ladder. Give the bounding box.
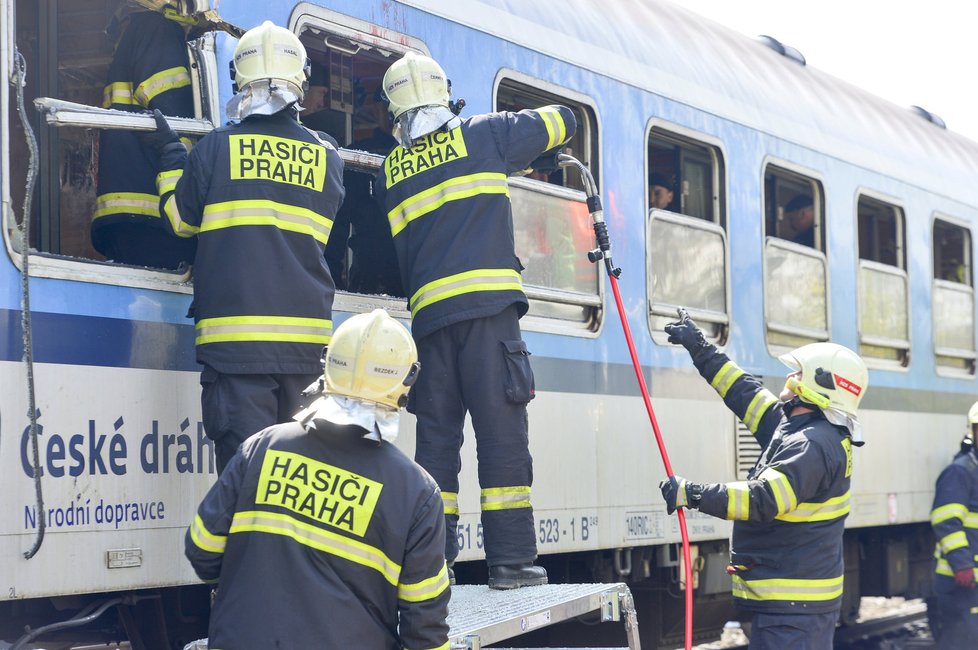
[448,583,641,649]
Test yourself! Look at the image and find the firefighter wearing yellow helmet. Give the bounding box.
[928,401,978,646]
[142,20,345,473]
[373,51,578,589]
[659,309,868,649]
[186,310,450,649]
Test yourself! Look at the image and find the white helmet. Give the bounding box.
[231,21,309,100]
[381,52,451,121]
[780,342,868,416]
[968,401,978,425]
[325,310,420,410]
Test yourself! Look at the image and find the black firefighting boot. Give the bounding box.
[487,563,548,590]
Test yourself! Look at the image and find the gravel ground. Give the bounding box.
[690,597,930,649]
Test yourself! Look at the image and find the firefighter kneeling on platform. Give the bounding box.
[928,402,978,649]
[185,310,450,650]
[659,308,868,650]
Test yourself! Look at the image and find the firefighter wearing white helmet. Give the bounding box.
[928,400,978,646]
[142,21,345,474]
[374,51,578,589]
[658,309,867,650]
[186,309,450,649]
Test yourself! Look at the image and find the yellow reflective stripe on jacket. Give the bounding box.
[398,563,451,603]
[412,643,450,650]
[776,490,850,523]
[939,530,970,555]
[968,512,978,528]
[93,192,160,219]
[134,66,191,106]
[162,194,200,237]
[442,492,459,516]
[410,268,523,317]
[725,481,751,520]
[743,389,778,434]
[710,361,744,398]
[387,172,509,237]
[535,106,569,150]
[732,574,844,602]
[758,467,798,515]
[189,514,226,554]
[196,316,332,346]
[103,81,136,108]
[231,510,402,585]
[935,555,978,576]
[201,200,334,245]
[157,169,182,196]
[481,486,531,511]
[931,502,968,526]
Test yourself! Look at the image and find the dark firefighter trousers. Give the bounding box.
[411,304,536,567]
[748,611,838,650]
[200,366,318,473]
[932,585,978,649]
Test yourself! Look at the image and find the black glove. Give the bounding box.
[140,109,181,153]
[664,307,711,356]
[659,475,703,515]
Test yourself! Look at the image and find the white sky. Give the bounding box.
[678,0,978,142]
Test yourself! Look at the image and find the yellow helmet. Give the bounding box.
[381,52,450,120]
[325,310,420,409]
[230,21,309,99]
[780,342,868,416]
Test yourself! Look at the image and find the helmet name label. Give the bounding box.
[834,374,862,396]
[384,127,468,187]
[230,135,327,191]
[256,450,383,537]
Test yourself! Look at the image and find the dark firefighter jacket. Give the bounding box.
[374,106,577,341]
[185,420,451,650]
[93,12,194,256]
[157,111,345,374]
[691,347,854,614]
[931,449,978,590]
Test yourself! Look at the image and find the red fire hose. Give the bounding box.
[558,154,694,650]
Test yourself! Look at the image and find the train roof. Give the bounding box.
[401,0,978,208]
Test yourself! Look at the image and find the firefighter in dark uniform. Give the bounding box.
[186,309,450,649]
[143,22,345,472]
[660,310,869,650]
[373,52,577,589]
[93,6,197,269]
[929,402,978,649]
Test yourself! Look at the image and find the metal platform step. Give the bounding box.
[448,583,640,650]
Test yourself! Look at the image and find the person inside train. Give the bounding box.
[92,4,197,269]
[784,193,815,247]
[321,86,404,296]
[185,309,450,649]
[374,51,577,589]
[928,403,978,649]
[660,308,868,650]
[649,172,675,211]
[141,22,345,473]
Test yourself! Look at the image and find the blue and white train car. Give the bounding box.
[2,0,976,646]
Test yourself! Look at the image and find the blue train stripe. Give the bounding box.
[0,309,198,372]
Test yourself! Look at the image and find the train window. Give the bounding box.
[297,22,417,298]
[764,168,824,250]
[762,166,828,351]
[856,195,910,366]
[648,129,724,224]
[647,128,728,340]
[7,0,214,273]
[932,218,976,374]
[495,78,601,329]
